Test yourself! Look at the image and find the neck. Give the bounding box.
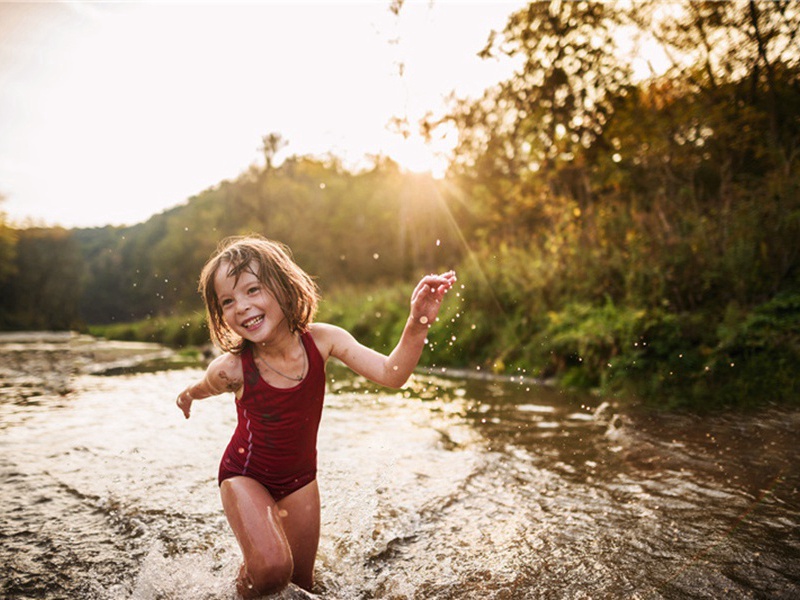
[254,328,299,359]
[252,329,307,383]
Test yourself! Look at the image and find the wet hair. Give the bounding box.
[198,235,319,353]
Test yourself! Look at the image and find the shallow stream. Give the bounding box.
[2,333,798,599]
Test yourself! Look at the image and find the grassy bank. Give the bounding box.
[90,280,800,411]
[89,312,209,349]
[318,275,800,410]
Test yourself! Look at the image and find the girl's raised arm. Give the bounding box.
[176,353,243,419]
[316,270,456,389]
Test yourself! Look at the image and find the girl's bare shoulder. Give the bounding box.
[308,323,346,361]
[207,352,244,393]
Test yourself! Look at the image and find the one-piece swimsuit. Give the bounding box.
[218,331,325,500]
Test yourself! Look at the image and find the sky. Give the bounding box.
[0,0,528,229]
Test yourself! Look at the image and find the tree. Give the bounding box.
[432,0,634,243]
[260,132,288,173]
[0,194,17,285]
[628,0,800,182]
[4,228,83,330]
[428,0,799,315]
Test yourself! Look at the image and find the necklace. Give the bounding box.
[255,336,307,382]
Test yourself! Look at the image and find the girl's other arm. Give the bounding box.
[317,271,456,389]
[176,353,243,419]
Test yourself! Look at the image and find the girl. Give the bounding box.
[176,236,456,598]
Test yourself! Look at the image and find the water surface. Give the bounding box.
[2,333,798,599]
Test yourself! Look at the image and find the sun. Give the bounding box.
[386,128,455,180]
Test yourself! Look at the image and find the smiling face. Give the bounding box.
[213,261,289,345]
[199,236,320,352]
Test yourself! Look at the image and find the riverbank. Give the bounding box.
[87,283,800,411]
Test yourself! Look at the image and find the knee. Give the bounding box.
[241,555,294,597]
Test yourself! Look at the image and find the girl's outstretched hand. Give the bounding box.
[176,391,193,419]
[410,270,457,327]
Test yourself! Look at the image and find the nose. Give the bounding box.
[235,295,251,315]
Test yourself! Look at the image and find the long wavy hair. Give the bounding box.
[198,235,319,353]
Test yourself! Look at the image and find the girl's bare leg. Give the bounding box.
[277,480,321,591]
[220,477,294,598]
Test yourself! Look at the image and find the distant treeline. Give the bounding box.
[2,1,798,408]
[1,158,462,328]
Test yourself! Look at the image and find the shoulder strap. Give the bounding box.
[301,331,324,375]
[240,343,261,390]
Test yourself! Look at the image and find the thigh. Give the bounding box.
[220,476,293,573]
[277,479,320,590]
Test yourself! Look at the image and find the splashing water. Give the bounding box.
[2,334,799,599]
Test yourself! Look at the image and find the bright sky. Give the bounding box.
[0,0,526,228]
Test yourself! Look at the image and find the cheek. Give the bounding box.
[219,305,235,326]
[263,289,284,312]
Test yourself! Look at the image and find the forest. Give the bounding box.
[1,1,798,409]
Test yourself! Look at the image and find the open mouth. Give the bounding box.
[242,316,264,329]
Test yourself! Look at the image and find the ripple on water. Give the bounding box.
[2,339,799,599]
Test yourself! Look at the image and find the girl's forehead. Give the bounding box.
[213,260,261,292]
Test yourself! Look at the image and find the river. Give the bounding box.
[1,333,798,599]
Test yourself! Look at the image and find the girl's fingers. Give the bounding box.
[420,271,456,289]
[411,271,456,306]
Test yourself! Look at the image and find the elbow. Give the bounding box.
[382,368,411,390]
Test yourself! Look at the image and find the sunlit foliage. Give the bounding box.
[420,0,800,406]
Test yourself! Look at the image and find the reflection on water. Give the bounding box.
[1,334,798,599]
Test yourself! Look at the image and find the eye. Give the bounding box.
[221,298,233,307]
[247,285,260,294]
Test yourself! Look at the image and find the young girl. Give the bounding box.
[176,236,456,598]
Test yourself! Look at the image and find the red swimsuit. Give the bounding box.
[217,332,326,500]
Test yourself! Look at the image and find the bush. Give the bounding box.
[700,293,800,407]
